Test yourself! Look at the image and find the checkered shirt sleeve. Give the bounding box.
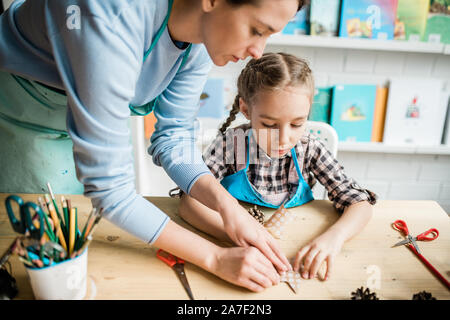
[202,131,234,181]
[304,135,377,213]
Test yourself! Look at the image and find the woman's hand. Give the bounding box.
[220,202,292,273]
[207,246,281,292]
[293,229,345,281]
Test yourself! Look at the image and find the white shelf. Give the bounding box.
[267,34,448,54]
[338,142,450,155]
[445,45,450,55]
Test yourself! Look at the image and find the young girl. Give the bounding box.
[178,52,377,281]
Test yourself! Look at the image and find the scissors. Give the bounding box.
[156,249,194,300]
[392,220,439,255]
[5,195,46,240]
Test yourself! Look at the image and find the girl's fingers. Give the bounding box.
[309,252,326,279]
[293,245,310,272]
[302,248,319,278]
[324,256,333,281]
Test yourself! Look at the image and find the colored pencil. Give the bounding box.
[69,207,76,256]
[37,197,56,242]
[46,183,65,229]
[61,196,69,234]
[48,202,67,252]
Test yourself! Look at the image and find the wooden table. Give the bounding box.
[1,193,449,300]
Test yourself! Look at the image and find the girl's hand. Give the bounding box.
[220,202,292,273]
[293,230,345,281]
[208,246,281,292]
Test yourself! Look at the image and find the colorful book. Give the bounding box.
[196,78,225,119]
[394,0,430,41]
[424,0,450,44]
[144,113,157,140]
[282,5,310,35]
[383,78,446,146]
[339,0,398,40]
[330,85,377,142]
[371,86,389,142]
[310,0,341,36]
[309,87,333,123]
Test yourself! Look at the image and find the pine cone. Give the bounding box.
[351,287,379,300]
[412,291,436,300]
[248,205,264,225]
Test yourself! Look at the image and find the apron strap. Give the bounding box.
[143,0,174,61]
[129,0,192,116]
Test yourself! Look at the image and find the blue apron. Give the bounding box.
[220,133,314,209]
[0,0,191,194]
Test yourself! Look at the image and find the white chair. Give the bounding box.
[304,121,339,200]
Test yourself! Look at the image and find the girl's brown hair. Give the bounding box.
[219,52,314,134]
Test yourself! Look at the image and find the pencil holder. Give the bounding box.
[25,248,88,300]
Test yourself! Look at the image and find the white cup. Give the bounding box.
[25,248,88,300]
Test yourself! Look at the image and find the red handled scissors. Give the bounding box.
[156,249,194,300]
[392,220,439,255]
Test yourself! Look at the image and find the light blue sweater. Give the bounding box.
[0,0,213,243]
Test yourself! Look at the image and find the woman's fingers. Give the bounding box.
[255,254,281,285]
[253,239,288,273]
[241,278,265,293]
[266,235,292,271]
[240,248,278,291]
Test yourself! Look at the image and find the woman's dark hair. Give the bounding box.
[226,0,309,11]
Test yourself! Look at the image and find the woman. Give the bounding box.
[0,0,303,292]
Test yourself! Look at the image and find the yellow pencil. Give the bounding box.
[48,202,67,252]
[69,207,76,256]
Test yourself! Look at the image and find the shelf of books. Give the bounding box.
[267,34,448,55]
[270,0,450,55]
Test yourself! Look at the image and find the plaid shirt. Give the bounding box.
[203,123,377,213]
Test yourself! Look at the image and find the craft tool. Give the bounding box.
[47,201,68,251]
[46,183,65,229]
[392,220,439,254]
[37,197,57,242]
[391,220,449,290]
[5,195,46,242]
[18,256,34,267]
[0,237,19,269]
[61,196,69,234]
[75,211,102,257]
[75,207,97,252]
[45,194,68,240]
[157,249,194,300]
[4,193,101,269]
[69,207,76,256]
